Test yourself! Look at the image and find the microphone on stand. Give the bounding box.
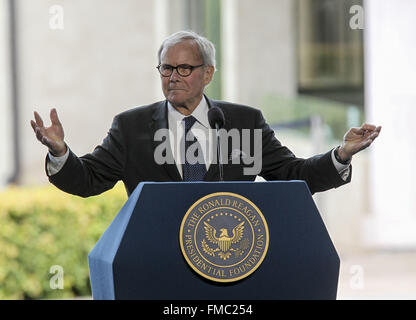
[208,107,225,181]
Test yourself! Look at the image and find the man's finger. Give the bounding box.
[349,124,381,137]
[361,132,379,148]
[50,108,62,126]
[361,123,377,132]
[350,127,365,135]
[370,131,379,140]
[30,120,37,132]
[34,111,44,128]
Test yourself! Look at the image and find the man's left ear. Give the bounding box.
[203,66,215,85]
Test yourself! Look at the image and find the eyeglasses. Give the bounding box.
[157,64,205,77]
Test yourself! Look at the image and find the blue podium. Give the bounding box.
[88,181,340,300]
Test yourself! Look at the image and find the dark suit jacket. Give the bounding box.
[47,97,351,197]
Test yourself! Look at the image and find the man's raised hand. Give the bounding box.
[30,108,67,157]
[338,123,382,162]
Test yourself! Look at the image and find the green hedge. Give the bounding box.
[0,183,127,299]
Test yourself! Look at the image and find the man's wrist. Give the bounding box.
[49,144,67,157]
[335,146,352,165]
[47,147,69,176]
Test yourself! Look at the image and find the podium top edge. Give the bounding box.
[128,181,311,199]
[137,180,307,186]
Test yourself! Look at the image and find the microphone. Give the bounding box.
[208,106,225,130]
[208,107,225,181]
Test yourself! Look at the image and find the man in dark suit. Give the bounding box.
[31,31,381,197]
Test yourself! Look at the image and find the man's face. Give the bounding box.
[160,40,214,112]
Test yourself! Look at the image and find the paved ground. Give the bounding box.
[337,251,416,300]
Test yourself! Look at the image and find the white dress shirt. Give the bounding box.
[167,96,214,178]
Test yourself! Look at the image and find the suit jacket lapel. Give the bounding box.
[150,101,182,181]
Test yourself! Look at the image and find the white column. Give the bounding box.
[363,0,416,248]
[224,0,296,106]
[221,0,238,102]
[154,0,169,101]
[0,0,12,188]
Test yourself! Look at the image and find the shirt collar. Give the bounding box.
[167,96,210,129]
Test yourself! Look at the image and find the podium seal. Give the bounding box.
[179,192,269,282]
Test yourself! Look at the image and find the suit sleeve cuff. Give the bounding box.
[47,148,70,176]
[331,148,351,181]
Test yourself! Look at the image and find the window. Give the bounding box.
[297,0,364,106]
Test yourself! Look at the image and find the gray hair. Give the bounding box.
[158,31,216,70]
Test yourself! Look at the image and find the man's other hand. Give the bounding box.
[338,123,382,162]
[30,108,67,157]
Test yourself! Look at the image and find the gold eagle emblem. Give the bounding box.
[202,221,246,260]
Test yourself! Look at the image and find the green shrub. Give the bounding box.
[0,182,127,299]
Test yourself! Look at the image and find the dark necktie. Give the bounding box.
[182,116,207,181]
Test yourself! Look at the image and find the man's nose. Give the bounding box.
[169,68,181,81]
